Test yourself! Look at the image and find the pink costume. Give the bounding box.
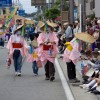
[27,48,39,62]
[63,38,81,64]
[7,34,28,59]
[37,32,58,64]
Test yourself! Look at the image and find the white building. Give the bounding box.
[95,0,100,17]
[85,0,95,16]
[77,0,100,17]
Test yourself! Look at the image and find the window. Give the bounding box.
[90,0,95,10]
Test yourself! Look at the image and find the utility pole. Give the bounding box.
[81,0,86,32]
[69,0,74,24]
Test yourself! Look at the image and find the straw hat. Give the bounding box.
[75,32,96,43]
[46,20,57,28]
[97,20,100,24]
[14,25,24,34]
[92,48,99,57]
[37,21,45,29]
[75,20,78,23]
[0,24,3,28]
[63,22,69,26]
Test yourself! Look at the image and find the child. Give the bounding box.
[80,53,100,92]
[28,34,39,76]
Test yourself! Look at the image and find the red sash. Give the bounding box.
[43,45,53,50]
[12,43,23,48]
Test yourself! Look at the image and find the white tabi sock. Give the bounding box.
[87,80,96,87]
[91,83,98,89]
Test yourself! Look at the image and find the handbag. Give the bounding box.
[6,58,12,69]
[37,60,42,68]
[82,65,89,75]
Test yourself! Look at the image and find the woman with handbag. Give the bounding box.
[7,25,28,76]
[37,21,58,81]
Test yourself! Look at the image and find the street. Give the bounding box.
[0,48,67,100]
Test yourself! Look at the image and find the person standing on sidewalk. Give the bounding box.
[7,25,28,76]
[63,38,81,83]
[37,21,58,81]
[64,23,74,42]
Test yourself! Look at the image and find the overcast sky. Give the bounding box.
[14,0,37,14]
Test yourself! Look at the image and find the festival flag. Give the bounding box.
[5,6,18,28]
[21,26,25,36]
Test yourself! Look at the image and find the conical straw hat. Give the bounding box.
[14,25,24,33]
[37,21,45,29]
[75,32,96,43]
[0,24,3,28]
[46,20,57,27]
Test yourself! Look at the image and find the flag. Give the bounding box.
[21,26,25,36]
[5,6,18,28]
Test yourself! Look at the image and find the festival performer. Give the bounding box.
[37,21,58,81]
[63,38,81,83]
[63,32,96,83]
[7,25,28,76]
[0,24,5,47]
[27,34,39,76]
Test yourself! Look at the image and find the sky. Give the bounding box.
[14,0,37,14]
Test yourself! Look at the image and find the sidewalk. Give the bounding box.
[57,55,99,100]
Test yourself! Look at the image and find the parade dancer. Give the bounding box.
[37,21,58,81]
[63,38,81,83]
[7,25,28,76]
[27,34,39,76]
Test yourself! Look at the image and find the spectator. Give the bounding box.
[64,23,74,42]
[73,21,81,34]
[29,24,35,41]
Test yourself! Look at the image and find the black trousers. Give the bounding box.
[29,34,34,41]
[66,61,76,80]
[45,60,55,78]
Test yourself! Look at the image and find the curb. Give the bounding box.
[55,58,75,100]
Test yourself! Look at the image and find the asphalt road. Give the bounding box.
[0,48,67,100]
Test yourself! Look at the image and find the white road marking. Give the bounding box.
[55,58,75,100]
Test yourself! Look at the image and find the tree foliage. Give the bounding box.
[45,7,60,20]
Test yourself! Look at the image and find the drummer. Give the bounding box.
[37,21,58,81]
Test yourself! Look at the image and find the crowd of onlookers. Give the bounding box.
[55,18,100,95]
[55,17,100,54]
[0,17,100,53]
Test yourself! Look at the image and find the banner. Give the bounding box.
[0,0,12,7]
[5,6,18,28]
[18,10,25,16]
[31,0,46,6]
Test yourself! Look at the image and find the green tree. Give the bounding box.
[54,0,69,11]
[45,7,60,20]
